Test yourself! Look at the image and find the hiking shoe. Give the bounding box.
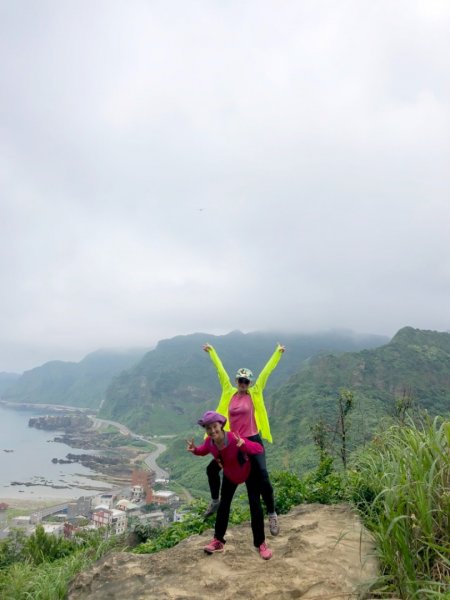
[204,538,224,554]
[258,542,273,560]
[268,513,279,536]
[203,499,220,518]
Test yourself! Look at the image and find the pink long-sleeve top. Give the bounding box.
[193,431,263,484]
[228,392,258,437]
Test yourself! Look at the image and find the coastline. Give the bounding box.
[0,404,169,510]
[0,497,73,511]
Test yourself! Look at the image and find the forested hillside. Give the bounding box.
[161,327,450,493]
[268,326,450,469]
[2,349,148,408]
[100,329,387,434]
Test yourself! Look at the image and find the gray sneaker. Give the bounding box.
[203,500,220,519]
[268,513,279,536]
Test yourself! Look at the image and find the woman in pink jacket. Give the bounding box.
[187,411,273,560]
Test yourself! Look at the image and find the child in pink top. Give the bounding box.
[187,411,273,560]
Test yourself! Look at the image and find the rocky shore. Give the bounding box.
[29,414,91,431]
[28,413,154,487]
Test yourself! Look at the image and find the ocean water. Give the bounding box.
[0,405,111,501]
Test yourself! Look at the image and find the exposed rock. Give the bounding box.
[69,504,379,600]
[29,414,90,431]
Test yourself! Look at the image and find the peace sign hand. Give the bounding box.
[235,433,244,448]
[186,438,196,452]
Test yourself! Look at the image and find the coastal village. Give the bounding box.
[0,467,183,540]
[0,409,185,542]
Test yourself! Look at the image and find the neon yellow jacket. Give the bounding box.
[208,345,283,443]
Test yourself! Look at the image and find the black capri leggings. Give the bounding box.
[214,469,265,547]
[206,433,275,514]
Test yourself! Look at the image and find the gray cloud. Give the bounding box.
[1,0,449,371]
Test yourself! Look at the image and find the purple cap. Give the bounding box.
[197,411,227,427]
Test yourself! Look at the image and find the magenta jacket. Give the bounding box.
[193,431,263,484]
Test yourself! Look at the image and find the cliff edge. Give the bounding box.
[69,504,379,600]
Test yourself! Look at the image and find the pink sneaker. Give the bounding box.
[204,538,225,554]
[258,542,273,560]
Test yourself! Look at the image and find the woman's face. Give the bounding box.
[205,422,224,442]
[236,377,251,392]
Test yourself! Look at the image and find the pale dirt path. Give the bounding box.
[69,503,380,600]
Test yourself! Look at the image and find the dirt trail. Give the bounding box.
[69,504,379,600]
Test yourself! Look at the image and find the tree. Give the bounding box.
[336,389,354,469]
[0,528,27,568]
[394,387,416,424]
[310,419,329,460]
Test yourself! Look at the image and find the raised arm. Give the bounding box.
[203,343,233,393]
[254,344,285,391]
[189,438,212,457]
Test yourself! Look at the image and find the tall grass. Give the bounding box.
[0,536,121,600]
[350,417,450,598]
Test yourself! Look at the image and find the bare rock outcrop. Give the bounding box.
[69,504,379,600]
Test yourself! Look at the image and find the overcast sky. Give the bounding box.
[1,1,449,372]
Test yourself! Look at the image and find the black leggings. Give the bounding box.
[206,433,275,514]
[214,470,265,547]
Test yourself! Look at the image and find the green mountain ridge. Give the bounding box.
[2,349,149,408]
[159,327,450,493]
[99,329,388,435]
[268,326,450,469]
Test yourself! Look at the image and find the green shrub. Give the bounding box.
[24,525,78,566]
[271,471,306,514]
[302,454,346,504]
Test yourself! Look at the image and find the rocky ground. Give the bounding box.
[69,504,380,600]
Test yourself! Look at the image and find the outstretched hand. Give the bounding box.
[277,343,286,353]
[203,343,212,353]
[186,438,196,452]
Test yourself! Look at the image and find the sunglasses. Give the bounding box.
[237,378,250,385]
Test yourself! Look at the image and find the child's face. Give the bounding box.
[205,422,223,441]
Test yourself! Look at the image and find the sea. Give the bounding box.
[0,404,111,502]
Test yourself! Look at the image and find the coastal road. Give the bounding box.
[1,403,172,479]
[89,416,170,479]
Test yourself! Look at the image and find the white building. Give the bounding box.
[92,509,127,535]
[153,490,179,506]
[136,511,165,527]
[131,485,144,502]
[91,493,114,510]
[115,499,141,515]
[173,509,189,523]
[41,523,64,537]
[12,516,31,527]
